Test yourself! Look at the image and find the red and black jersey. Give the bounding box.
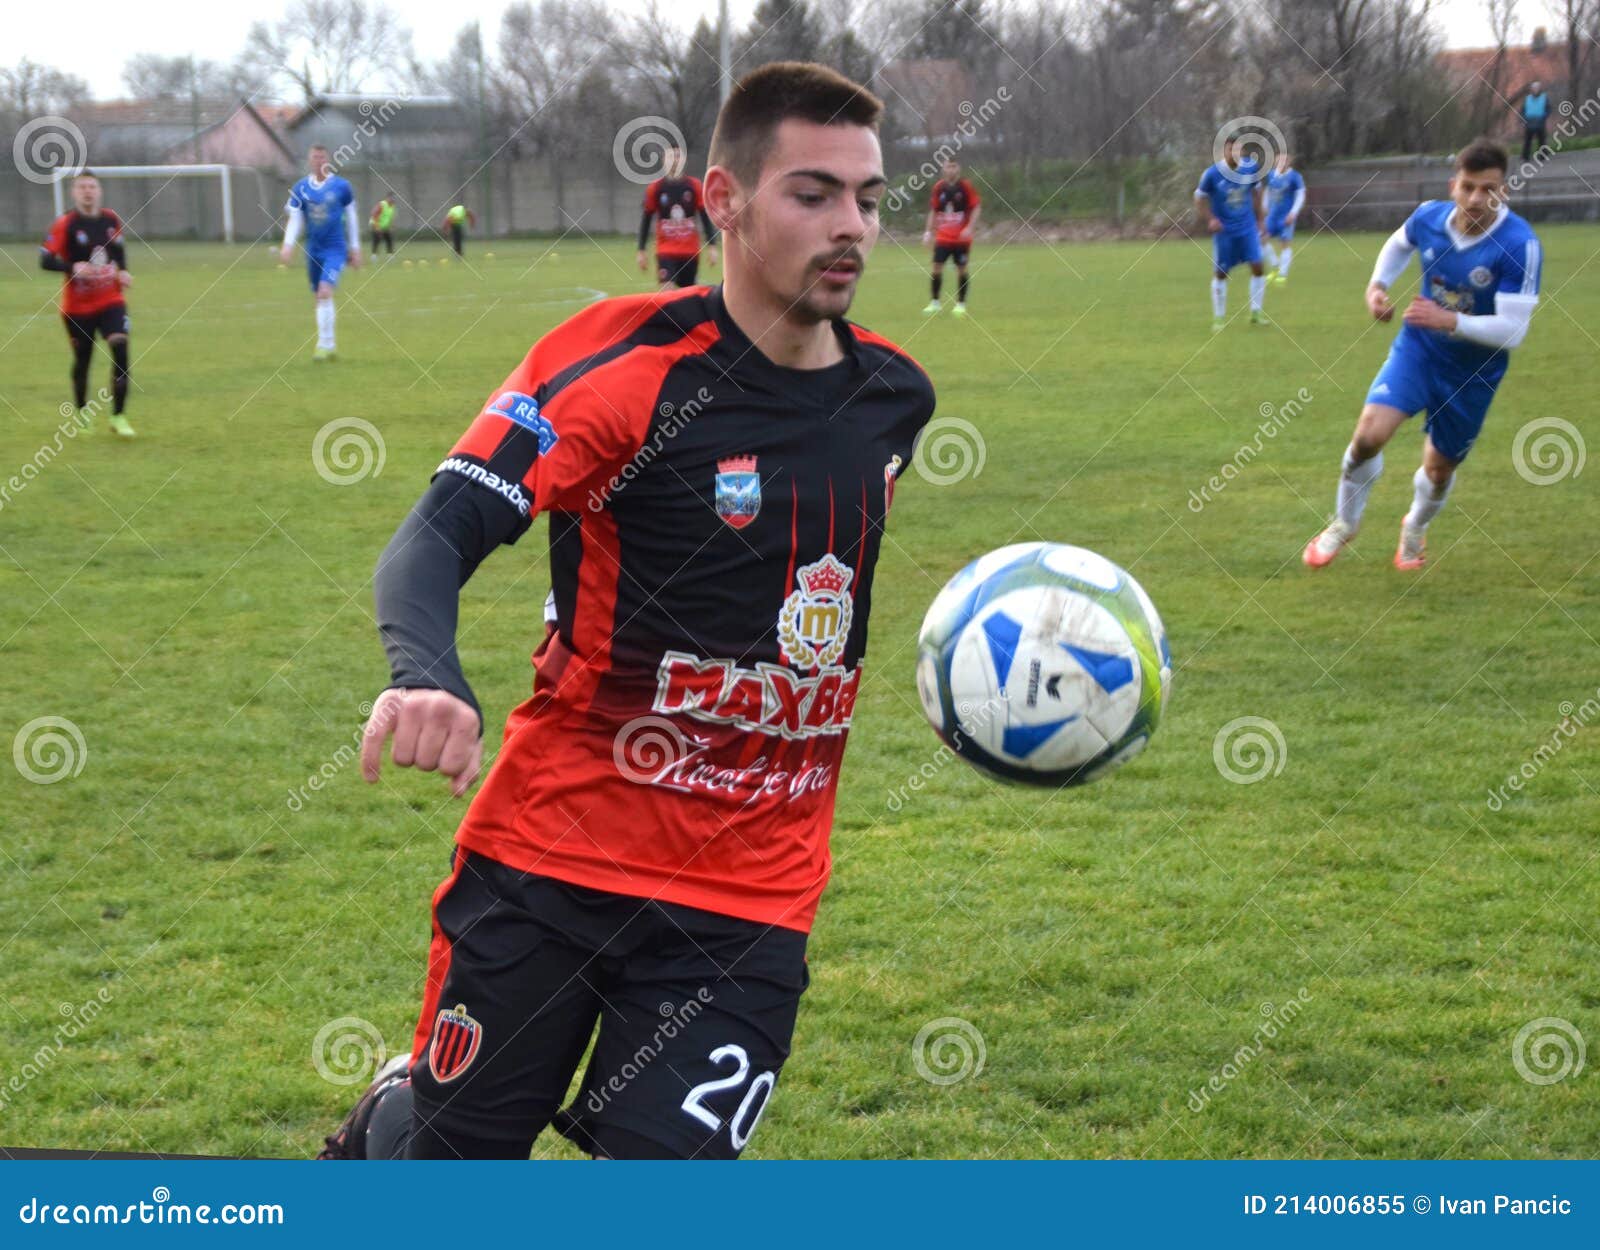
[437,285,934,931]
[41,210,127,317]
[930,178,980,246]
[643,176,707,258]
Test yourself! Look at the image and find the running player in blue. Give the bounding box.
[1261,152,1305,284]
[1304,140,1541,572]
[1195,136,1268,332]
[278,145,362,361]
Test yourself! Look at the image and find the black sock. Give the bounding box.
[71,339,92,409]
[110,341,129,414]
[931,272,942,299]
[958,272,969,304]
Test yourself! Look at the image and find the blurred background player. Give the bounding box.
[442,203,476,256]
[1262,152,1305,284]
[1303,140,1540,572]
[38,171,136,437]
[636,143,718,288]
[370,196,396,259]
[1196,137,1268,330]
[922,158,980,316]
[279,145,361,362]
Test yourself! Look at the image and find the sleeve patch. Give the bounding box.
[484,391,560,454]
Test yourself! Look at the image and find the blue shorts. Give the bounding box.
[1364,345,1501,462]
[307,248,347,291]
[1265,215,1295,241]
[1213,230,1262,272]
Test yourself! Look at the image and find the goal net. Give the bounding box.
[49,165,282,243]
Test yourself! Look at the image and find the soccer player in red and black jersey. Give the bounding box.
[922,158,981,318]
[39,172,136,437]
[636,143,719,289]
[319,62,934,1162]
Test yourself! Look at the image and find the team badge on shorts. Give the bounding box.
[428,1003,483,1082]
[715,455,761,529]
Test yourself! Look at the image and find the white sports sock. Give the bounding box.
[1211,278,1226,319]
[1279,246,1293,276]
[1263,242,1280,268]
[1249,275,1266,311]
[1405,466,1453,529]
[316,300,336,349]
[1336,447,1383,528]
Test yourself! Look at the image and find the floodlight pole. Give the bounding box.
[720,0,732,102]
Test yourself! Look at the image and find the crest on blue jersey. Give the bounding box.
[715,455,760,529]
[485,391,559,454]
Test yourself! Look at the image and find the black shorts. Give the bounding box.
[408,850,808,1159]
[932,244,970,266]
[63,304,129,345]
[656,254,699,287]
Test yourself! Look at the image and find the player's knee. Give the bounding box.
[107,333,128,347]
[1423,459,1454,488]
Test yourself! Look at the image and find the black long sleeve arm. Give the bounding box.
[637,209,653,251]
[107,240,127,270]
[40,249,70,273]
[373,473,529,733]
[698,210,717,245]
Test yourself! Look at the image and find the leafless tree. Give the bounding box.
[241,0,416,106]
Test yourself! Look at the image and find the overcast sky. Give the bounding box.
[19,0,1524,100]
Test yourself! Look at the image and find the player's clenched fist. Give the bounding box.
[1366,282,1394,322]
[360,687,482,797]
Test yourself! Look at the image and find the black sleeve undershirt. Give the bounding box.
[637,209,654,251]
[39,249,69,273]
[698,210,716,245]
[373,472,529,733]
[107,240,127,269]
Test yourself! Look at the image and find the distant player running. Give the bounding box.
[442,204,476,256]
[1304,140,1540,572]
[370,197,396,258]
[636,143,718,288]
[1262,152,1305,284]
[279,145,361,361]
[922,158,980,316]
[1195,137,1268,330]
[39,172,136,438]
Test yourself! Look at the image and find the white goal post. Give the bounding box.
[50,164,237,242]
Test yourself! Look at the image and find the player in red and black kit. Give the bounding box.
[318,63,933,1162]
[39,171,136,437]
[922,158,981,318]
[636,142,719,289]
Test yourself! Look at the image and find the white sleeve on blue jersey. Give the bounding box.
[1370,226,1415,287]
[282,202,305,250]
[344,203,361,251]
[1451,291,1538,351]
[1290,178,1306,217]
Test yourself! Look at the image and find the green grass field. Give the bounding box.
[1,224,1595,1159]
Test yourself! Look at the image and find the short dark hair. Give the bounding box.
[708,61,883,185]
[74,170,98,181]
[1456,139,1508,175]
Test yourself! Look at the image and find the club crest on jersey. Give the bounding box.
[715,455,761,529]
[778,554,854,670]
[485,391,559,453]
[428,1003,483,1083]
[1469,265,1494,289]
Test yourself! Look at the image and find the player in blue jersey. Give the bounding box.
[1196,137,1269,331]
[1304,140,1541,572]
[1261,152,1305,284]
[277,145,362,361]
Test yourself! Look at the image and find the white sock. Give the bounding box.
[1211,278,1226,319]
[1405,466,1453,529]
[1336,447,1383,528]
[316,300,336,349]
[1279,246,1293,276]
[1263,242,1279,268]
[1249,275,1266,311]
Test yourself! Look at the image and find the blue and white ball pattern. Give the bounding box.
[916,543,1172,786]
